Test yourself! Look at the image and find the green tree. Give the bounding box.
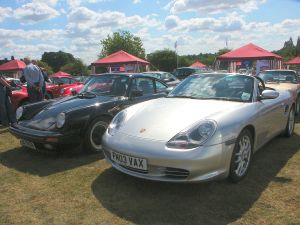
[41,51,76,72]
[99,30,145,59]
[60,59,88,75]
[216,48,231,56]
[147,49,177,72]
[36,60,53,75]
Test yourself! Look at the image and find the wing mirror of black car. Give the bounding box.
[259,90,279,100]
[131,89,143,98]
[166,87,174,94]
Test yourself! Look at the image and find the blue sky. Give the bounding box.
[0,0,299,64]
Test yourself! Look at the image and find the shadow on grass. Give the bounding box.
[92,134,300,225]
[0,146,104,176]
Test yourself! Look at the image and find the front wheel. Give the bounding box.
[296,96,300,115]
[283,106,295,137]
[228,129,253,183]
[83,117,110,153]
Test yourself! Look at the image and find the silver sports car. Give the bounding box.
[102,73,295,182]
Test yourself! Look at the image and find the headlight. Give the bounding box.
[107,110,127,136]
[60,88,65,94]
[16,106,23,120]
[166,120,217,149]
[56,113,66,128]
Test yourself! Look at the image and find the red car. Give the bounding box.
[45,75,83,99]
[10,75,84,111]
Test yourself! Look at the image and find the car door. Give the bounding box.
[253,83,287,148]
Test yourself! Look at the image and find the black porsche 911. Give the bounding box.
[10,73,169,153]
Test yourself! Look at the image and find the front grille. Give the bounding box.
[165,167,189,178]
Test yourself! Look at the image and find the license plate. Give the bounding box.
[20,139,36,150]
[111,151,147,171]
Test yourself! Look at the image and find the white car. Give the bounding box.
[102,73,295,183]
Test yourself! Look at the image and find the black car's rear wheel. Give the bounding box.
[228,129,253,183]
[84,117,110,153]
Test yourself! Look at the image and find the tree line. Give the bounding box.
[1,31,299,75]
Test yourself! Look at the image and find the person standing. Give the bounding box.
[22,58,44,103]
[0,75,16,126]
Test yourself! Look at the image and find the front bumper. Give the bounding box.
[9,123,81,150]
[102,132,235,182]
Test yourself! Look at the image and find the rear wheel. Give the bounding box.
[283,106,295,137]
[83,117,110,153]
[228,129,253,183]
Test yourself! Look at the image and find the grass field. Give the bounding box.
[0,121,299,225]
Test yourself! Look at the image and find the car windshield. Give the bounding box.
[173,68,197,77]
[143,73,161,79]
[168,74,254,102]
[258,71,297,84]
[80,74,129,97]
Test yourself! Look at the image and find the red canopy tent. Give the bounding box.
[0,59,26,72]
[190,60,206,68]
[92,50,150,73]
[51,71,71,77]
[216,43,283,73]
[285,57,300,65]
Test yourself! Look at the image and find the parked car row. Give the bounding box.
[9,70,297,183]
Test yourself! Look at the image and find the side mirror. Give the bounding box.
[131,90,143,98]
[260,90,279,100]
[166,87,174,94]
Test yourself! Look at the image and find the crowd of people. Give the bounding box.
[0,57,49,127]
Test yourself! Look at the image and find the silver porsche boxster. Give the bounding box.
[102,73,295,182]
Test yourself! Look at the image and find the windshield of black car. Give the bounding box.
[168,74,254,102]
[80,75,129,97]
[258,71,297,84]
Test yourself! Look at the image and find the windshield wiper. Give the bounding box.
[166,95,198,99]
[202,97,244,102]
[78,91,96,98]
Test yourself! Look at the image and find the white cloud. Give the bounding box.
[66,0,110,8]
[32,0,59,7]
[0,7,13,22]
[14,2,60,24]
[166,0,267,14]
[165,13,245,32]
[67,7,161,37]
[133,0,141,3]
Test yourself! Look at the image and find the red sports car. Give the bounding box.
[10,75,84,110]
[45,75,84,99]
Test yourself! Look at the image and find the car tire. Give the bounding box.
[83,117,110,153]
[283,106,295,137]
[228,129,253,183]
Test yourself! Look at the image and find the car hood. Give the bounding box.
[21,95,116,130]
[118,97,245,141]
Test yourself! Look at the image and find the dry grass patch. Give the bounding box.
[0,122,299,225]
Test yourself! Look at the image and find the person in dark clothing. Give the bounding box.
[0,75,17,126]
